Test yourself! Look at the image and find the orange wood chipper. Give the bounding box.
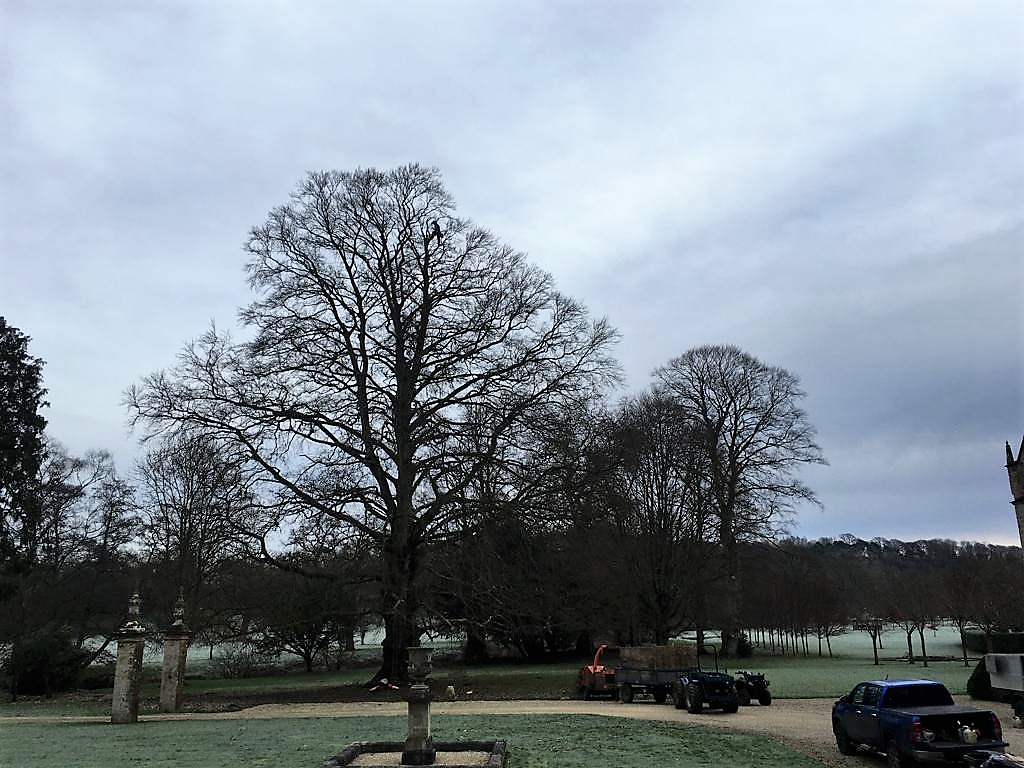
[575,644,619,699]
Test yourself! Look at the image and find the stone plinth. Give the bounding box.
[402,684,434,765]
[321,740,508,767]
[111,593,146,724]
[403,647,435,766]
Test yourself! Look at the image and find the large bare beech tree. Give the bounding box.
[654,344,825,655]
[127,165,619,680]
[610,392,714,644]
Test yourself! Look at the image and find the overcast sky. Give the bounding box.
[2,0,1022,546]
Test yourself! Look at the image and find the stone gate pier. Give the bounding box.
[111,592,146,724]
[159,594,191,713]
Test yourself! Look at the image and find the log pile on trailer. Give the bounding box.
[617,645,698,704]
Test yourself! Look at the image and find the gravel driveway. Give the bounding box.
[6,697,1021,767]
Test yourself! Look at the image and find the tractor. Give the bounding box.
[672,645,739,714]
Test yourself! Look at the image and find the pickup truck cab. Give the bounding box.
[832,679,1008,766]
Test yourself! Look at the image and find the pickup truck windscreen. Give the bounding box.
[881,684,955,708]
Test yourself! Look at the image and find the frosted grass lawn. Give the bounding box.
[712,625,978,698]
[0,626,989,768]
[0,713,827,768]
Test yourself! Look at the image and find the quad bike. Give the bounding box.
[734,670,772,706]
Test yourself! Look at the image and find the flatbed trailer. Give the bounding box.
[616,645,697,704]
[616,665,682,704]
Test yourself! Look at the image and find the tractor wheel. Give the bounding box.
[653,687,668,704]
[686,684,703,714]
[619,684,634,704]
[723,699,739,714]
[737,688,751,707]
[673,684,686,710]
[757,691,772,706]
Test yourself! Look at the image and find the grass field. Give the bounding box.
[0,625,989,767]
[0,714,826,768]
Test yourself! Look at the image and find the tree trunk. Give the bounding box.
[719,534,741,657]
[906,630,915,664]
[376,528,419,683]
[958,626,969,667]
[870,629,880,666]
[464,631,489,664]
[917,626,928,667]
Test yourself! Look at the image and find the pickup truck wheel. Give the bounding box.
[737,688,751,707]
[686,684,703,714]
[833,722,857,756]
[886,742,915,768]
[619,684,634,704]
[581,684,593,701]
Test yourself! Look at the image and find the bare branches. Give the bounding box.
[126,164,620,679]
[652,343,826,654]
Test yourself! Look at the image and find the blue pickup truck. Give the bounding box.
[832,679,1008,766]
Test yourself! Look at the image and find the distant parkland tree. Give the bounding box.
[655,344,826,656]
[135,431,255,632]
[127,165,620,681]
[609,392,714,644]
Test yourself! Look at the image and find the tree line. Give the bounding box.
[2,165,1018,694]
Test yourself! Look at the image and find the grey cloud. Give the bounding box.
[2,0,1021,545]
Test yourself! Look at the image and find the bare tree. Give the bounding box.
[0,443,138,699]
[654,344,826,655]
[127,165,620,680]
[609,391,714,644]
[135,431,254,628]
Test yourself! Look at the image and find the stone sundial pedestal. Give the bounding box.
[318,645,509,767]
[402,646,436,766]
